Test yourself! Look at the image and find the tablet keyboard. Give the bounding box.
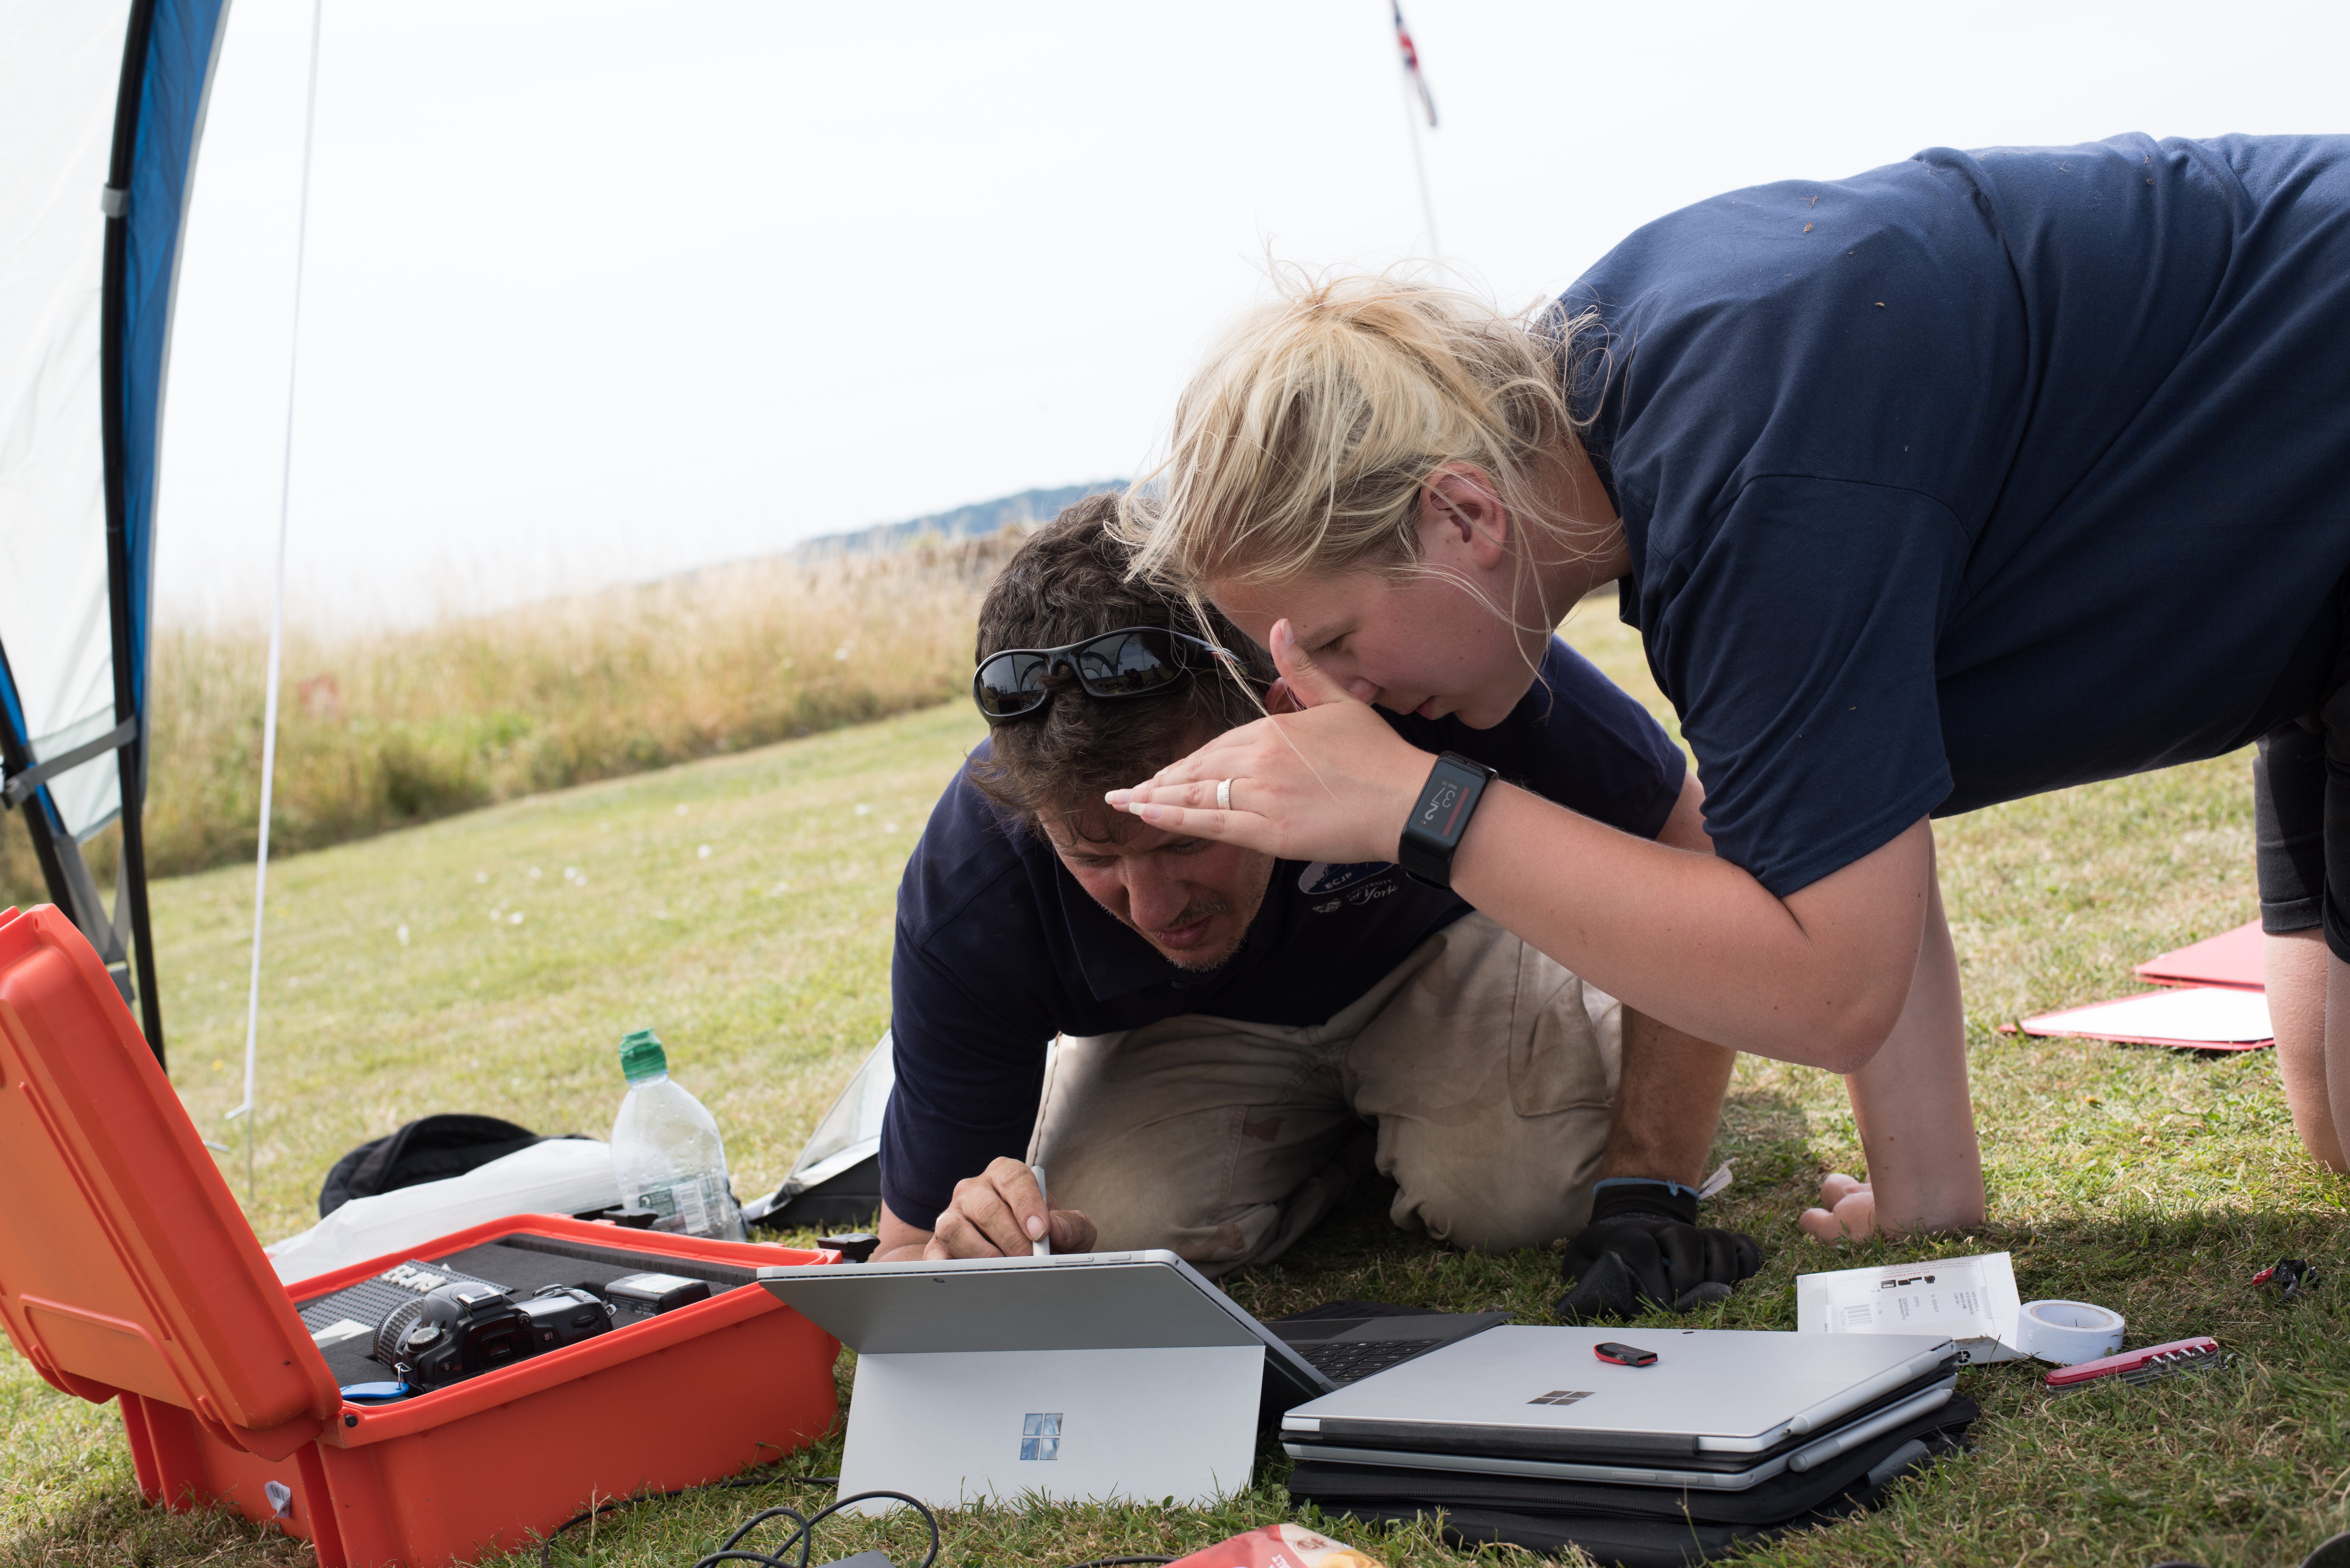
[1294,1337,1440,1384]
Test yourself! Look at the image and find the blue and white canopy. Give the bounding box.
[0,0,230,1053]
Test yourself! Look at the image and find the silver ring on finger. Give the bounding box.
[1216,777,1234,811]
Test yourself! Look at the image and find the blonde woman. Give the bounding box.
[1109,134,2350,1240]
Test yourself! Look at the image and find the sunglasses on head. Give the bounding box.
[972,626,1247,723]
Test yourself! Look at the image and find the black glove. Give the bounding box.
[1556,1180,1761,1320]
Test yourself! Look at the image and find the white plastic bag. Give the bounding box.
[264,1137,619,1285]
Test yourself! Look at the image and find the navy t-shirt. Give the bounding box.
[881,637,1685,1229]
[1565,134,2350,897]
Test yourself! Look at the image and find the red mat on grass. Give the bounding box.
[2002,985,2273,1051]
[2133,919,2264,991]
[1996,918,2273,1050]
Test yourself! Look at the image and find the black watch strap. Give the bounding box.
[1398,751,1499,889]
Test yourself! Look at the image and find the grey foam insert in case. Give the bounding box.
[299,1230,758,1389]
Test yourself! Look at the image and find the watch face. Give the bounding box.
[1415,762,1483,843]
[1401,754,1494,890]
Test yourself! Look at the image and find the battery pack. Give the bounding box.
[606,1270,715,1321]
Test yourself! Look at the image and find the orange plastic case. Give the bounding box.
[0,904,842,1567]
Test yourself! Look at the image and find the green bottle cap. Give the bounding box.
[619,1028,669,1083]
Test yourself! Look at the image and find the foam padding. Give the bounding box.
[301,1231,757,1387]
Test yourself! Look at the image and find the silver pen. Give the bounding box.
[1029,1162,1051,1256]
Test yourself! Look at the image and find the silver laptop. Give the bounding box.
[756,1249,1504,1510]
[1281,1325,1958,1492]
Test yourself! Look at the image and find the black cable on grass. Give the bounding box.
[686,1491,939,1568]
[535,1473,839,1567]
[540,1469,1174,1568]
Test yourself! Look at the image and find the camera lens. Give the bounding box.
[373,1280,541,1390]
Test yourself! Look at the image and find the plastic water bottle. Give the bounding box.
[609,1028,747,1241]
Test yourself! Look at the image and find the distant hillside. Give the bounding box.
[793,479,1126,560]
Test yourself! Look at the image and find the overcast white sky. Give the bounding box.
[155,0,2350,627]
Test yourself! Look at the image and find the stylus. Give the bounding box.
[1786,1382,1954,1471]
[1029,1163,1051,1256]
[1783,1345,1952,1434]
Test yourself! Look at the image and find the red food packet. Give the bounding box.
[1168,1523,1387,1568]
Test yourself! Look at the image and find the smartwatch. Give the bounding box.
[1397,751,1499,889]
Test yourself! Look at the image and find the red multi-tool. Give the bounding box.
[2044,1336,2225,1394]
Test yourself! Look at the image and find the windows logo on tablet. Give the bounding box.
[1019,1412,1062,1460]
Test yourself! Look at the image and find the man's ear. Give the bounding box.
[1416,465,1513,571]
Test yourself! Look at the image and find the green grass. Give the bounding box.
[4,610,2347,1568]
[0,537,1015,911]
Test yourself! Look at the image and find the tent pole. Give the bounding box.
[232,0,328,1200]
[110,638,164,1063]
[1399,87,1441,263]
[100,0,167,1068]
[1391,1,1442,265]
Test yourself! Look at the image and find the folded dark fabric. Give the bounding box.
[317,1113,556,1217]
[1289,1395,1975,1566]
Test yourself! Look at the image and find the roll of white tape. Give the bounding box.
[2017,1299,2125,1365]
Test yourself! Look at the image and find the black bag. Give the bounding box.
[317,1114,566,1217]
[1288,1394,1977,1568]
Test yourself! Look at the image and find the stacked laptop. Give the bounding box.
[755,1251,1515,1512]
[1281,1324,1976,1566]
[755,1251,1975,1563]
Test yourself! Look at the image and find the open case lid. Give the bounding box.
[0,905,340,1459]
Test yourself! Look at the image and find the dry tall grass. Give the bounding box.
[0,535,1014,907]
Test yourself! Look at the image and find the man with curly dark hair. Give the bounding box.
[870,493,1756,1312]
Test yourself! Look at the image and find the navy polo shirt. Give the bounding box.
[1565,133,2350,897]
[881,637,1686,1230]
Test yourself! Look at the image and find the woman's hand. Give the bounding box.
[1798,1172,1876,1241]
[1107,621,1434,865]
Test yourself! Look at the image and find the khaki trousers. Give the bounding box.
[1027,912,1621,1278]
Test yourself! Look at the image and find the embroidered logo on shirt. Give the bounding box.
[1298,861,1395,896]
[1310,878,1400,915]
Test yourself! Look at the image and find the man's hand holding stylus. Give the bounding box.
[915,1156,1096,1259]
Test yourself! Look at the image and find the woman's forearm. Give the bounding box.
[1103,643,1933,1068]
[1843,862,1984,1232]
[1448,782,1934,1070]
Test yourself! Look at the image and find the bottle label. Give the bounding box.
[633,1176,729,1237]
